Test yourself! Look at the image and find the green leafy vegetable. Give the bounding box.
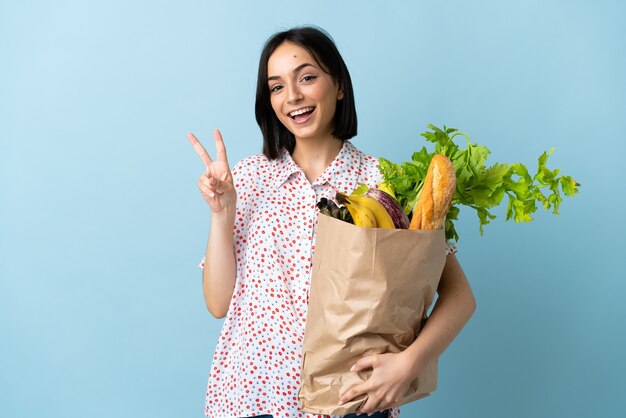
[377,124,581,242]
[352,183,369,196]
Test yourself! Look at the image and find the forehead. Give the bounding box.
[267,41,317,75]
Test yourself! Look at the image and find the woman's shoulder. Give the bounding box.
[345,140,381,166]
[345,140,383,183]
[231,152,292,194]
[232,153,270,173]
[232,152,288,181]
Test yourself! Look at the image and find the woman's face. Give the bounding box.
[267,41,343,142]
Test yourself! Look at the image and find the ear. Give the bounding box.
[337,86,344,101]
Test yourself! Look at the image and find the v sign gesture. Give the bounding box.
[190,129,238,318]
[187,129,237,214]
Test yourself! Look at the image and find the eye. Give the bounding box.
[301,75,317,82]
[270,84,283,93]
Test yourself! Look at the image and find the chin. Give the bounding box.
[292,125,334,141]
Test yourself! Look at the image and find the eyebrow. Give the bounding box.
[268,63,316,82]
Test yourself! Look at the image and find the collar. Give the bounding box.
[270,150,301,191]
[270,140,362,192]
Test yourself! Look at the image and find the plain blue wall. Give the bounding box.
[1,1,624,417]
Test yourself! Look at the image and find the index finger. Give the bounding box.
[186,132,213,168]
[339,383,368,406]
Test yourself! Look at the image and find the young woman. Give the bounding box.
[188,26,476,418]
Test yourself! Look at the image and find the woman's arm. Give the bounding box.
[188,130,238,319]
[338,253,476,413]
[202,208,237,319]
[402,252,476,377]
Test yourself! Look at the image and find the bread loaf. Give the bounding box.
[409,154,456,230]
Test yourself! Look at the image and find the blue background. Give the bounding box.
[1,1,624,417]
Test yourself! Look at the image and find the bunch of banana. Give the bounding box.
[317,184,411,229]
[335,192,396,229]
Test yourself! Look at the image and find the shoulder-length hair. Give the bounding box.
[255,26,357,160]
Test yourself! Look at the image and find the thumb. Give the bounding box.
[351,356,376,372]
[212,177,233,194]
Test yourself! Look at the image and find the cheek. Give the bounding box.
[269,96,283,118]
[309,83,328,102]
[315,83,339,109]
[321,89,339,114]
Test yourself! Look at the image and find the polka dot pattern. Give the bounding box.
[198,140,456,418]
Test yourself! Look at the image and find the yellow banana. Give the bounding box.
[345,194,395,229]
[344,200,378,228]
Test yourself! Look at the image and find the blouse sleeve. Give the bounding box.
[445,241,458,256]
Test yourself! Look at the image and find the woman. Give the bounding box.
[188,26,476,418]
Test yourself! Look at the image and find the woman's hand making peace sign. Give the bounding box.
[187,129,237,214]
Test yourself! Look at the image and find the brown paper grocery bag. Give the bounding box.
[298,213,447,415]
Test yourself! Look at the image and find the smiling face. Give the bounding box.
[267,41,344,143]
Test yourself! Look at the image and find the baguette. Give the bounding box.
[409,154,456,230]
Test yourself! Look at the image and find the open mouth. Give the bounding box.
[289,106,316,122]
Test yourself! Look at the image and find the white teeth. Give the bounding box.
[289,107,314,117]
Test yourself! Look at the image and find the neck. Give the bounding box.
[291,135,344,184]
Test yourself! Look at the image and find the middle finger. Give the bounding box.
[213,129,229,164]
[359,395,384,416]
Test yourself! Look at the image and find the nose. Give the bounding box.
[286,82,303,104]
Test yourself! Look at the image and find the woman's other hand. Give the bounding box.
[187,129,237,214]
[338,351,416,415]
